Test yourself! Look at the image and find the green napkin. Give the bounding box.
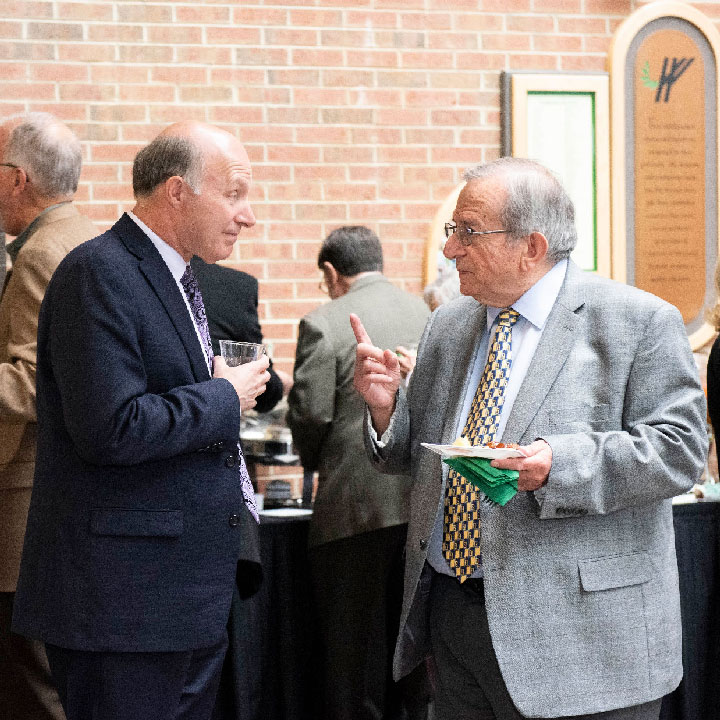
[443,456,519,506]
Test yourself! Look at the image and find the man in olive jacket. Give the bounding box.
[288,226,430,720]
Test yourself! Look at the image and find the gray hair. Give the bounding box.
[463,157,577,263]
[132,135,204,197]
[4,112,83,198]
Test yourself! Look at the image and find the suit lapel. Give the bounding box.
[503,262,585,442]
[440,300,488,444]
[114,214,211,382]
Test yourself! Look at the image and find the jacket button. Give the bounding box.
[225,456,236,468]
[419,539,427,550]
[228,514,240,527]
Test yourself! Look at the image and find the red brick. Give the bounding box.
[176,6,230,23]
[507,15,555,32]
[92,66,150,83]
[205,27,261,45]
[267,224,323,241]
[120,85,176,103]
[0,21,23,39]
[268,69,320,86]
[456,52,507,70]
[295,165,345,182]
[560,55,607,71]
[351,127,402,144]
[585,36,612,53]
[482,0,530,9]
[534,34,582,52]
[233,7,288,25]
[405,128,455,144]
[235,48,287,66]
[291,49,344,67]
[347,50,399,68]
[117,45,173,64]
[238,126,293,143]
[27,102,86,120]
[453,13,504,31]
[265,28,318,46]
[401,51,454,69]
[177,46,232,65]
[428,32,478,50]
[323,147,374,163]
[91,144,143,163]
[58,43,115,62]
[267,146,320,163]
[148,105,208,123]
[1,1,52,19]
[80,164,121,182]
[349,203,401,220]
[92,183,134,202]
[322,69,374,87]
[180,86,233,103]
[377,71,428,88]
[296,126,350,143]
[289,9,343,26]
[59,83,116,102]
[0,61,26,79]
[293,88,347,107]
[533,0,582,10]
[88,24,144,43]
[401,12,452,30]
[508,53,559,70]
[375,31,426,48]
[209,68,265,85]
[431,146,487,164]
[348,166,402,182]
[90,104,147,122]
[321,108,373,124]
[404,167,455,183]
[0,82,55,99]
[270,184,323,202]
[294,204,348,221]
[346,11,397,28]
[558,17,608,33]
[405,89,457,107]
[117,4,173,23]
[376,0,425,8]
[348,89,401,105]
[377,146,429,163]
[379,183,429,201]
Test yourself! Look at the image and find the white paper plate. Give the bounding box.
[260,508,313,517]
[421,442,525,460]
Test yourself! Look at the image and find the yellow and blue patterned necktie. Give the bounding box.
[442,308,520,581]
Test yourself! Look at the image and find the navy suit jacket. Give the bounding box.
[12,214,259,653]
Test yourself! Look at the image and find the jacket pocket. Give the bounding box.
[90,509,183,537]
[578,552,651,592]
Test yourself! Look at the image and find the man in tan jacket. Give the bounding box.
[0,112,96,720]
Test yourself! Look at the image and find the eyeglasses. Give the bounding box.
[444,221,508,246]
[0,163,30,182]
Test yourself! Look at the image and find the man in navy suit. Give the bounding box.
[12,122,271,720]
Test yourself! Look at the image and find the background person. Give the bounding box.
[12,122,270,720]
[287,225,431,720]
[190,255,292,413]
[353,157,707,720]
[0,112,96,720]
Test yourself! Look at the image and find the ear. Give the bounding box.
[521,231,549,270]
[10,167,28,197]
[164,176,186,208]
[321,261,338,287]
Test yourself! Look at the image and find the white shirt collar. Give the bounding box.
[127,211,188,282]
[486,258,568,330]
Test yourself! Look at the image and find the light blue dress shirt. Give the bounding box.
[426,259,568,578]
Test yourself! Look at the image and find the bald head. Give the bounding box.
[133,122,247,198]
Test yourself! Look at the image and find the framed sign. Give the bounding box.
[501,71,611,276]
[610,1,720,349]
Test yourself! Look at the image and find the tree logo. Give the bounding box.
[641,58,694,102]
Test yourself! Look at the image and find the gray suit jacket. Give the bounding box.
[288,273,429,548]
[366,262,707,718]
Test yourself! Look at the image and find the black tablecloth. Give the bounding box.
[216,502,720,720]
[213,513,318,720]
[660,501,720,720]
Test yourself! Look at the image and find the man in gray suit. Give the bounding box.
[287,226,430,720]
[352,158,707,720]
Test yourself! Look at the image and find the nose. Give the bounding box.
[235,201,255,229]
[443,232,462,260]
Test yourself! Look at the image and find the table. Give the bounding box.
[215,501,720,720]
[660,500,720,720]
[213,511,318,720]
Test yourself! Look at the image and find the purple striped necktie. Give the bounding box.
[180,265,259,522]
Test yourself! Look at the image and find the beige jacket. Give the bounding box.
[0,203,96,591]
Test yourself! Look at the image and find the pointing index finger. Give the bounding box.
[350,313,372,345]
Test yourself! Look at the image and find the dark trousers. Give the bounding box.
[0,591,65,720]
[309,524,433,720]
[45,634,228,720]
[429,572,661,720]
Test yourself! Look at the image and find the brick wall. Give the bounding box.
[2,0,718,492]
